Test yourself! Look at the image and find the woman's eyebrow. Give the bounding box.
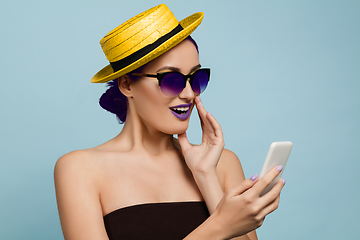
[156,66,180,72]
[156,64,202,74]
[189,64,201,73]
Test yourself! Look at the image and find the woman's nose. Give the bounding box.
[178,80,195,99]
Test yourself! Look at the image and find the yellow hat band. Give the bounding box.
[110,24,183,72]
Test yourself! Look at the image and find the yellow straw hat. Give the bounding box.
[91,4,204,83]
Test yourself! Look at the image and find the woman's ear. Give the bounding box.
[118,75,133,97]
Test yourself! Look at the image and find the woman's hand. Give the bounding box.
[177,96,225,213]
[178,96,224,174]
[211,166,285,239]
[183,166,285,240]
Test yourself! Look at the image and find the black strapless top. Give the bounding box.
[103,201,210,240]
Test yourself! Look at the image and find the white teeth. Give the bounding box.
[172,107,189,111]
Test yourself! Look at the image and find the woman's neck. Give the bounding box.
[115,112,176,155]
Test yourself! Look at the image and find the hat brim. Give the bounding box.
[90,12,204,83]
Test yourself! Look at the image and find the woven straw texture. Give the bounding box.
[91,4,203,83]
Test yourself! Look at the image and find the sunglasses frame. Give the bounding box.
[131,68,210,96]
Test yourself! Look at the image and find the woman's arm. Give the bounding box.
[187,149,256,240]
[179,97,285,239]
[217,149,257,240]
[178,97,252,239]
[184,166,284,239]
[54,151,109,240]
[178,97,224,213]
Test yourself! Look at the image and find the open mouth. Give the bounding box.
[169,106,190,115]
[169,103,192,120]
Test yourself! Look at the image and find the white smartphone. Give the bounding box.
[259,141,293,196]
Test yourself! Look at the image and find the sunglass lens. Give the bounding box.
[160,72,185,97]
[192,70,209,94]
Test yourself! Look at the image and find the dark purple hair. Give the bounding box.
[99,36,199,123]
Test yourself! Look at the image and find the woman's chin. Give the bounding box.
[163,122,190,135]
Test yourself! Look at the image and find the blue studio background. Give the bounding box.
[0,0,359,239]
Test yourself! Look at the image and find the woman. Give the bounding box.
[54,4,285,240]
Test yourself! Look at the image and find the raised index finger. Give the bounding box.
[195,96,214,133]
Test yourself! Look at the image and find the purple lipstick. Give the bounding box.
[169,103,193,120]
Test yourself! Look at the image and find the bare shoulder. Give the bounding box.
[54,149,109,239]
[54,149,102,205]
[216,148,246,191]
[55,150,88,169]
[54,149,96,180]
[219,148,239,161]
[218,148,243,172]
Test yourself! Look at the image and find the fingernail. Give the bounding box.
[250,173,258,181]
[277,165,283,172]
[282,179,286,185]
[197,96,202,106]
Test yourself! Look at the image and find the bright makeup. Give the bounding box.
[169,103,193,120]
